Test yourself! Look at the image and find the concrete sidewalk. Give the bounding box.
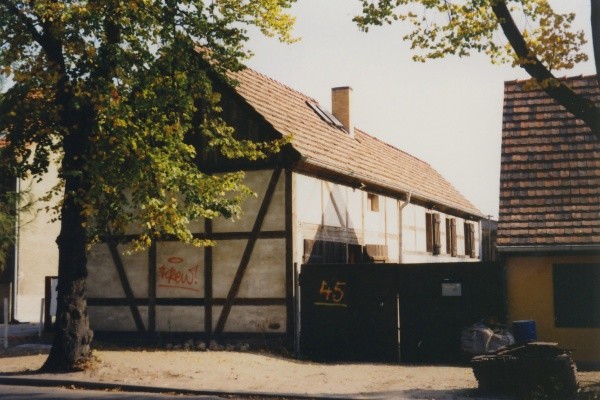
[0,375,348,400]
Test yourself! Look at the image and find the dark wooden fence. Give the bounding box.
[299,262,506,364]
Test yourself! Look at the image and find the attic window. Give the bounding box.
[367,193,379,212]
[306,101,345,130]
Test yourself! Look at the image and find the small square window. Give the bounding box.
[367,193,379,212]
[553,263,600,328]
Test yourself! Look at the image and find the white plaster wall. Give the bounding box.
[156,242,204,298]
[89,306,149,332]
[364,195,386,245]
[212,238,286,299]
[400,203,481,263]
[294,173,401,263]
[296,175,322,225]
[346,188,362,231]
[87,244,149,298]
[156,306,204,332]
[86,168,288,334]
[15,159,61,322]
[212,170,285,232]
[386,199,400,262]
[213,305,286,333]
[323,182,345,227]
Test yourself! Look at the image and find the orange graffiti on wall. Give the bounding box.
[157,256,201,292]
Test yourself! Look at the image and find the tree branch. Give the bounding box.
[592,0,600,87]
[0,0,45,49]
[492,0,600,138]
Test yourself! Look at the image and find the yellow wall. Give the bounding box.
[506,254,600,364]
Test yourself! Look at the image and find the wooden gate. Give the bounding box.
[299,264,399,362]
[299,262,505,363]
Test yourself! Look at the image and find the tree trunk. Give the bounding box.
[42,173,93,371]
[42,61,94,372]
[592,0,600,84]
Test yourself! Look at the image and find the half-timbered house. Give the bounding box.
[85,67,484,346]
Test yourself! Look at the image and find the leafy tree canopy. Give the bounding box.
[0,0,295,250]
[354,0,600,137]
[0,0,296,371]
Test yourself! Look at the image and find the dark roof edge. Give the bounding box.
[504,74,598,85]
[497,244,600,254]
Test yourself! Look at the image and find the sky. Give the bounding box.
[244,1,596,219]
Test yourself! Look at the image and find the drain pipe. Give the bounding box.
[398,192,412,263]
[12,178,20,322]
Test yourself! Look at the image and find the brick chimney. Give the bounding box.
[332,86,354,137]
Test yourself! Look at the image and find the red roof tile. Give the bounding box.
[497,75,600,247]
[232,68,482,218]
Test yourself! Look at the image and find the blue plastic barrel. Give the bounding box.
[513,320,537,343]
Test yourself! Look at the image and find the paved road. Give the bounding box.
[0,384,233,400]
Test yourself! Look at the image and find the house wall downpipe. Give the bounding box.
[398,192,412,263]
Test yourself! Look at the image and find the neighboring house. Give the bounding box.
[480,218,498,262]
[0,137,60,323]
[498,75,600,366]
[85,67,484,347]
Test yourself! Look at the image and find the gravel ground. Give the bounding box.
[1,343,599,400]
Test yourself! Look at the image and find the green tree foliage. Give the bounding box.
[0,190,14,273]
[354,0,600,137]
[0,0,296,371]
[0,162,35,273]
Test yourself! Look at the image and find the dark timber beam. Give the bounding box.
[214,167,282,335]
[107,238,146,333]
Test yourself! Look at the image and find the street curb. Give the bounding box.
[0,376,350,399]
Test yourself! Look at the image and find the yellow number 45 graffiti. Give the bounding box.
[319,280,346,304]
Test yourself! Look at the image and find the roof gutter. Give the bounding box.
[399,192,412,211]
[497,244,600,254]
[297,156,484,219]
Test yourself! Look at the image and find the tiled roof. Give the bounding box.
[232,67,483,218]
[497,75,600,248]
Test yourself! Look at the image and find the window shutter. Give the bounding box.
[432,213,441,255]
[445,219,451,254]
[451,218,457,257]
[464,223,471,257]
[469,224,476,258]
[425,213,433,252]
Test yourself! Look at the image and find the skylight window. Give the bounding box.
[306,101,345,130]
